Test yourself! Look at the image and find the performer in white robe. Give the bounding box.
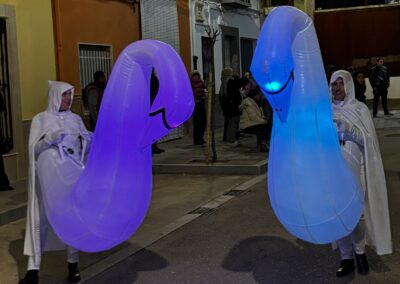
[330,70,392,277]
[20,81,91,284]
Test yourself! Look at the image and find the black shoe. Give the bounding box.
[194,140,205,145]
[19,270,39,284]
[384,112,394,116]
[336,259,355,277]
[0,185,14,191]
[68,262,81,283]
[355,253,369,275]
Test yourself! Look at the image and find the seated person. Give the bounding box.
[239,87,270,152]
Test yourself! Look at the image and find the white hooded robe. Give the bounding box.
[23,81,92,265]
[330,70,392,255]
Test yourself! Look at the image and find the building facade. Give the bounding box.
[0,0,55,181]
[190,0,262,94]
[0,0,193,181]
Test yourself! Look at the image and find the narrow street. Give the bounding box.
[84,127,400,284]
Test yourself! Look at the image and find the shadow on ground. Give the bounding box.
[9,229,168,284]
[222,236,390,284]
[84,248,169,284]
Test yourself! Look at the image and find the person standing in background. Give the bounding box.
[190,71,207,145]
[84,71,107,131]
[369,58,392,117]
[353,71,367,105]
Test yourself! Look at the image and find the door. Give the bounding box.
[240,38,255,77]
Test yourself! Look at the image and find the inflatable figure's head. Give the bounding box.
[251,7,311,122]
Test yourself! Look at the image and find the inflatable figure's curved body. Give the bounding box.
[36,40,194,252]
[251,7,363,244]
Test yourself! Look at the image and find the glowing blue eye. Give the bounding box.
[265,82,281,92]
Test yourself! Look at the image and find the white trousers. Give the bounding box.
[28,247,79,270]
[337,216,366,259]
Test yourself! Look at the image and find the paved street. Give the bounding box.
[86,173,399,283]
[85,127,400,284]
[1,113,400,284]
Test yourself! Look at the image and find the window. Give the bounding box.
[78,44,113,91]
[0,18,13,154]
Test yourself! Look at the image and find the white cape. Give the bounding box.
[24,81,91,262]
[331,70,392,255]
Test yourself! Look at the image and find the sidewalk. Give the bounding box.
[0,128,267,227]
[152,129,268,175]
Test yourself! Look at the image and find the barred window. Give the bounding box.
[78,44,113,92]
[0,18,13,154]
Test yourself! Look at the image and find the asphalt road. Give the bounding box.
[85,168,400,284]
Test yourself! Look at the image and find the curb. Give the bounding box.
[153,160,267,175]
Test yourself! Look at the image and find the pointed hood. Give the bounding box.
[47,81,74,113]
[330,70,355,103]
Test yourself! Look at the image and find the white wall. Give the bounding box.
[190,0,261,93]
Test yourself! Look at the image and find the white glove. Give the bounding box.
[333,119,363,146]
[335,120,351,134]
[45,130,65,145]
[80,132,92,142]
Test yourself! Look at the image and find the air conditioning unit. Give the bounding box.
[221,0,251,8]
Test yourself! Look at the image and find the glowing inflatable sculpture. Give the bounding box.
[251,7,363,244]
[36,40,194,252]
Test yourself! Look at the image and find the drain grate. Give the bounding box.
[189,207,217,215]
[224,189,246,197]
[189,159,232,164]
[384,133,400,138]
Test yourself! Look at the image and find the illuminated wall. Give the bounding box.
[0,0,56,120]
[52,0,141,92]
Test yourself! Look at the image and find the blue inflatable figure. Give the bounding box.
[251,6,363,244]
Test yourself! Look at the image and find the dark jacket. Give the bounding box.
[369,65,389,90]
[225,78,242,117]
[190,74,207,103]
[353,81,367,104]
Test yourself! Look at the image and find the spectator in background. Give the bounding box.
[239,87,270,152]
[369,58,392,117]
[219,68,234,142]
[84,71,107,131]
[226,77,250,146]
[325,64,338,83]
[353,71,367,105]
[150,68,165,154]
[190,71,207,145]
